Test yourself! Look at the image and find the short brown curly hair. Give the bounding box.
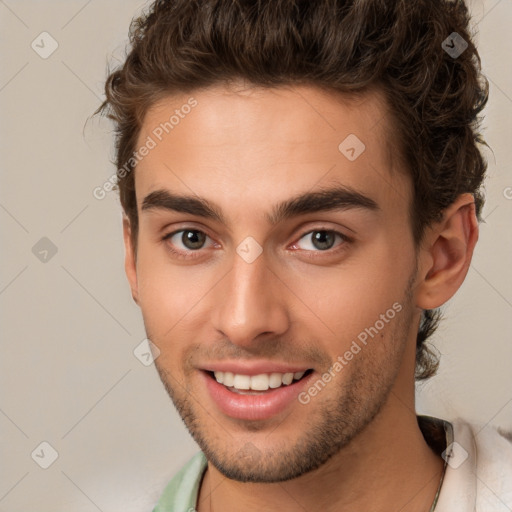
[96,0,488,381]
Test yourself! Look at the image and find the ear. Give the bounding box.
[122,215,139,304]
[416,193,479,310]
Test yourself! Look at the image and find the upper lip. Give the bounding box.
[200,361,312,376]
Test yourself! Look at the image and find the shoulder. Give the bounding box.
[465,420,512,511]
[153,451,208,512]
[438,418,512,512]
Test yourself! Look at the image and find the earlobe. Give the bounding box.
[416,194,479,310]
[122,216,139,304]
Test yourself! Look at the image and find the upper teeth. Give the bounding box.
[214,371,306,391]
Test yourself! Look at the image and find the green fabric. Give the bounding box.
[153,451,207,512]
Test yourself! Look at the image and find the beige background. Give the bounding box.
[1,0,511,510]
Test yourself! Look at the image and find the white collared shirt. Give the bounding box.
[435,418,512,511]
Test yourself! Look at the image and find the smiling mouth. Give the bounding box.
[207,369,313,393]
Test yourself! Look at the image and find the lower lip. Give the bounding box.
[202,371,312,421]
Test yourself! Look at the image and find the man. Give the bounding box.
[97,0,512,510]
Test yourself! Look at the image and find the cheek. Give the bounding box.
[289,250,411,340]
[134,244,219,347]
[286,251,412,371]
[135,245,184,330]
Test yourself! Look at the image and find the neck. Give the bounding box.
[197,398,444,512]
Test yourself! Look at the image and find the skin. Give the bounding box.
[123,83,478,512]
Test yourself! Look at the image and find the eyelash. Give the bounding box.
[162,229,215,261]
[162,228,351,261]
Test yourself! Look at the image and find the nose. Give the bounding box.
[210,248,290,348]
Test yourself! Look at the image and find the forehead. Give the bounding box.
[135,83,410,219]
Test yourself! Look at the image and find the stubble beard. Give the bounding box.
[153,286,414,483]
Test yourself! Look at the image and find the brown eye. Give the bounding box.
[164,229,210,251]
[181,230,206,250]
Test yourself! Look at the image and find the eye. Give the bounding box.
[293,230,348,251]
[164,229,213,251]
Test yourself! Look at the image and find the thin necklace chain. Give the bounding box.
[428,458,448,512]
[206,457,448,512]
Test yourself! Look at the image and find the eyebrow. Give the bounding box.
[141,186,379,225]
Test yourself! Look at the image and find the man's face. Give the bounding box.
[128,84,421,482]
